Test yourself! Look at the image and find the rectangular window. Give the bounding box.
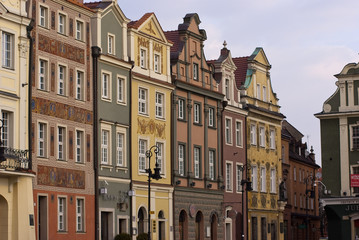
[236,121,242,147]
[260,167,266,192]
[209,150,215,180]
[75,130,84,163]
[58,65,66,95]
[299,168,302,182]
[154,54,160,73]
[116,133,124,166]
[102,73,110,99]
[155,93,164,118]
[139,139,147,172]
[259,126,265,147]
[76,21,83,41]
[57,127,66,160]
[252,165,258,191]
[58,13,66,34]
[76,199,84,232]
[194,147,200,178]
[178,99,185,120]
[138,88,147,114]
[76,71,84,100]
[101,130,109,164]
[140,49,147,68]
[156,142,164,174]
[108,35,114,54]
[300,194,303,208]
[2,32,13,69]
[252,217,258,240]
[225,118,232,144]
[39,6,48,28]
[225,79,230,99]
[193,63,198,80]
[353,126,359,149]
[294,193,297,207]
[294,167,296,181]
[39,59,48,90]
[236,164,243,192]
[262,86,266,101]
[250,124,257,145]
[226,162,233,191]
[58,197,66,231]
[256,84,260,99]
[208,107,214,127]
[194,103,200,124]
[117,77,124,103]
[38,122,47,157]
[270,169,276,193]
[1,112,10,147]
[178,144,185,176]
[270,129,276,149]
[261,218,267,240]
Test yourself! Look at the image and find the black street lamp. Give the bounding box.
[239,164,253,240]
[305,176,316,240]
[146,145,162,240]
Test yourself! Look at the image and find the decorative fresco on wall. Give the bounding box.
[38,34,85,64]
[37,165,85,189]
[137,118,166,138]
[32,97,93,124]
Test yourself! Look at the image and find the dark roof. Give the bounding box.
[245,103,285,119]
[282,120,304,142]
[128,12,153,29]
[84,1,111,10]
[164,30,184,60]
[233,57,249,88]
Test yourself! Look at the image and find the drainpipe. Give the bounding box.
[92,46,101,240]
[26,20,33,170]
[129,60,134,238]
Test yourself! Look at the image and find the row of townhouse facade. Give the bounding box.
[0,0,321,240]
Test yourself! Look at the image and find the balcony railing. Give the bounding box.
[0,146,32,172]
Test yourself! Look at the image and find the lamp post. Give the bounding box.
[305,176,315,240]
[146,145,162,240]
[239,164,253,240]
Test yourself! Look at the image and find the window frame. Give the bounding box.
[262,85,267,102]
[138,138,147,173]
[178,98,185,120]
[209,149,215,181]
[270,168,276,193]
[101,125,111,165]
[225,79,230,100]
[178,143,185,176]
[75,19,84,41]
[250,123,257,145]
[260,166,266,193]
[194,146,201,179]
[154,53,161,73]
[58,64,67,96]
[108,33,115,55]
[155,92,165,119]
[259,126,265,148]
[138,87,148,115]
[193,103,201,124]
[76,198,85,232]
[156,141,165,175]
[225,117,232,145]
[116,127,127,168]
[75,129,84,163]
[193,63,199,80]
[140,48,147,69]
[39,4,49,28]
[251,165,258,192]
[1,111,13,148]
[235,120,243,147]
[37,121,47,158]
[256,83,260,99]
[350,124,359,150]
[208,107,215,128]
[117,75,127,105]
[226,161,233,192]
[236,163,243,193]
[58,12,67,35]
[269,128,276,149]
[76,69,84,101]
[38,58,49,91]
[101,71,111,100]
[58,196,67,231]
[57,125,66,161]
[2,31,14,69]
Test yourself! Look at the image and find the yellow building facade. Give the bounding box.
[0,0,35,239]
[128,13,174,240]
[242,48,285,240]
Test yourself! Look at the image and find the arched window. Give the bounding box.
[0,195,8,240]
[195,211,204,240]
[179,210,188,240]
[138,207,147,234]
[158,210,165,240]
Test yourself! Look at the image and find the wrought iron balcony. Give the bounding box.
[0,146,32,172]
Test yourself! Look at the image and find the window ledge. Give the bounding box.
[100,164,113,171]
[115,166,127,173]
[193,123,202,126]
[177,118,187,122]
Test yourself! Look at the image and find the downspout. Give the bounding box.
[244,114,248,240]
[91,46,101,240]
[26,20,33,170]
[129,60,134,238]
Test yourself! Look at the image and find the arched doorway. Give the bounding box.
[138,207,147,234]
[195,211,204,240]
[179,210,188,240]
[0,195,8,239]
[158,211,165,240]
[211,213,218,240]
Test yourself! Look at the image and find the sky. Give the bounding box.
[100,0,359,166]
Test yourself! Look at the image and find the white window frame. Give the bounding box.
[235,120,243,147]
[117,75,126,105]
[76,70,84,100]
[140,48,147,69]
[76,198,85,232]
[39,4,49,28]
[116,127,126,167]
[259,126,265,147]
[39,58,49,91]
[193,63,198,80]
[178,144,185,176]
[226,161,233,192]
[58,12,67,35]
[2,31,14,69]
[260,166,266,192]
[236,164,243,193]
[208,107,215,127]
[262,85,267,101]
[58,64,66,96]
[58,197,67,231]
[75,129,84,163]
[194,103,200,124]
[178,98,185,120]
[250,123,257,145]
[154,53,161,73]
[155,92,165,119]
[101,124,111,165]
[116,132,124,167]
[138,87,148,115]
[350,124,359,150]
[57,126,66,161]
[1,111,12,148]
[225,79,230,100]
[270,128,276,149]
[108,34,115,55]
[194,147,200,179]
[251,165,258,192]
[76,20,84,41]
[225,118,232,144]
[209,150,215,180]
[101,71,111,100]
[256,83,260,99]
[294,167,297,181]
[270,168,276,193]
[156,141,165,175]
[138,138,147,172]
[38,121,47,157]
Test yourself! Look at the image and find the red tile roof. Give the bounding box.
[233,57,249,88]
[66,0,94,12]
[84,1,112,10]
[128,12,153,29]
[164,30,181,53]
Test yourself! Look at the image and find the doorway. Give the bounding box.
[38,195,47,240]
